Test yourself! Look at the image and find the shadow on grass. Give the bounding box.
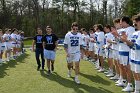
[80,73,111,85]
[40,71,113,93]
[0,53,29,78]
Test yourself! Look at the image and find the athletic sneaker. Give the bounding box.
[95,67,100,70]
[75,77,80,84]
[98,68,104,72]
[115,79,121,84]
[122,83,133,92]
[6,58,10,62]
[104,70,110,74]
[110,74,119,80]
[91,59,96,62]
[106,73,114,77]
[115,80,127,87]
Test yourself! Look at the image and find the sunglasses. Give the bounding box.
[46,29,51,31]
[73,28,78,30]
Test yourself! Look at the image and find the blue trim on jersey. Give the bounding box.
[131,59,140,65]
[119,51,129,56]
[135,44,140,50]
[130,59,134,63]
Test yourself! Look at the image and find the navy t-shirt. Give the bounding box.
[43,34,58,50]
[33,35,43,49]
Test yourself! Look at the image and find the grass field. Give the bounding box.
[0,48,124,93]
[24,39,32,45]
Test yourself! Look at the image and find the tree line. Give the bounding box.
[0,0,139,37]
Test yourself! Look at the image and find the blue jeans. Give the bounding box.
[35,48,45,69]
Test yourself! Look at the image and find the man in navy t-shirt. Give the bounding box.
[32,28,45,71]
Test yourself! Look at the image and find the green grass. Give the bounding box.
[0,48,124,93]
[24,39,32,45]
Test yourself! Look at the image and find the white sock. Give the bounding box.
[135,80,140,92]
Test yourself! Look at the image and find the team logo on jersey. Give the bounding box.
[46,36,53,44]
[37,36,42,43]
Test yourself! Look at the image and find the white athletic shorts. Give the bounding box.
[119,51,129,66]
[119,55,129,66]
[11,42,17,48]
[97,47,104,56]
[67,52,80,63]
[130,61,140,73]
[105,49,113,58]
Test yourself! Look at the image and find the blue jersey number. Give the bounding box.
[71,40,79,46]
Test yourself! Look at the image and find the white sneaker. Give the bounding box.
[75,77,80,84]
[98,68,104,72]
[110,74,119,80]
[115,79,121,84]
[115,80,127,87]
[104,70,110,74]
[106,73,114,77]
[95,67,100,70]
[6,59,10,62]
[122,84,133,92]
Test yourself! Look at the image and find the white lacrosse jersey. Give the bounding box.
[64,32,82,54]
